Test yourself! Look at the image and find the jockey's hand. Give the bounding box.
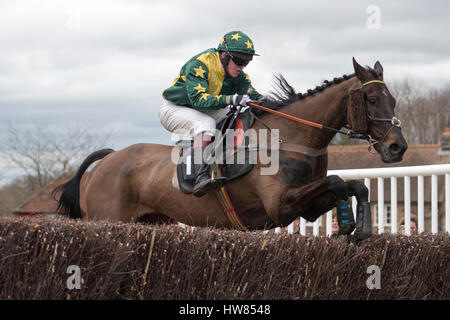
[228,104,249,114]
[232,94,251,107]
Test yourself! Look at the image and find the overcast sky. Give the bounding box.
[1,0,449,181]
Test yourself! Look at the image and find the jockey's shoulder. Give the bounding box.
[184,48,218,66]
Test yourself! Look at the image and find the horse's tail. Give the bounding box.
[52,148,115,219]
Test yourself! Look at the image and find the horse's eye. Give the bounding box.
[368,97,377,105]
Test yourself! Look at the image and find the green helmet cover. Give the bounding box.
[217,31,259,56]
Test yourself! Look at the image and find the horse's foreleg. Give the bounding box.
[279,176,332,225]
[280,176,372,240]
[335,199,356,236]
[347,180,372,240]
[279,175,354,228]
[322,175,357,235]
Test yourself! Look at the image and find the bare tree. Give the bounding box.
[432,84,450,141]
[390,76,450,145]
[1,121,112,192]
[0,176,37,215]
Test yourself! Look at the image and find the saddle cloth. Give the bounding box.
[175,109,254,194]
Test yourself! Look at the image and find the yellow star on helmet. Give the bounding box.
[200,93,210,101]
[231,33,242,41]
[193,83,206,93]
[193,65,206,78]
[245,40,253,49]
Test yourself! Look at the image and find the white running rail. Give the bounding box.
[180,164,450,236]
[279,164,450,236]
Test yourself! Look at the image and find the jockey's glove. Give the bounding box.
[228,104,250,114]
[232,94,251,107]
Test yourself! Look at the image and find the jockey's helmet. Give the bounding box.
[217,31,259,62]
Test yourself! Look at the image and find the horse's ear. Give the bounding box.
[352,57,371,82]
[373,61,384,80]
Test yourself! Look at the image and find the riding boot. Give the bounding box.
[192,162,211,197]
[354,201,372,241]
[336,200,356,236]
[191,133,227,197]
[192,153,226,198]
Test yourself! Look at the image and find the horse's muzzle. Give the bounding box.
[381,139,408,163]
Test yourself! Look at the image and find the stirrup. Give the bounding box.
[193,180,210,197]
[193,169,227,197]
[210,175,227,190]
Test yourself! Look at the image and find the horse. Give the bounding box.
[54,58,407,240]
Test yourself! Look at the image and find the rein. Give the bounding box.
[248,79,402,152]
[248,101,372,144]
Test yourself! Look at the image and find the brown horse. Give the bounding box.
[54,58,407,240]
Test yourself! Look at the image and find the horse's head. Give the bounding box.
[349,58,408,163]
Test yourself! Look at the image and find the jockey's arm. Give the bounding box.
[185,61,231,110]
[185,61,264,111]
[235,72,264,102]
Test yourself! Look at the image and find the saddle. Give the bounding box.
[176,109,254,194]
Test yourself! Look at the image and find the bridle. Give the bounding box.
[247,79,402,153]
[357,80,402,152]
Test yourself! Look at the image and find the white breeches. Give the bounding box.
[159,99,231,139]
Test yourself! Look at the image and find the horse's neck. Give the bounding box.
[269,77,359,149]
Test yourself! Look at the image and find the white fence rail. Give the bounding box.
[179,164,450,236]
[278,164,450,236]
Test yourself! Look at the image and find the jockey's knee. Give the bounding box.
[193,131,214,148]
[193,119,216,138]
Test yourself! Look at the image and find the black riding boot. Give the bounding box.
[191,141,227,197]
[336,199,356,236]
[192,163,211,197]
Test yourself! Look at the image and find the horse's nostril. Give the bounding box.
[389,143,404,155]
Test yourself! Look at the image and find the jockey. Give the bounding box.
[160,31,264,196]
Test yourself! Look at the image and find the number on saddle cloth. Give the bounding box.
[176,109,255,194]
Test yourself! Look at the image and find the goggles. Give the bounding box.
[229,53,250,67]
